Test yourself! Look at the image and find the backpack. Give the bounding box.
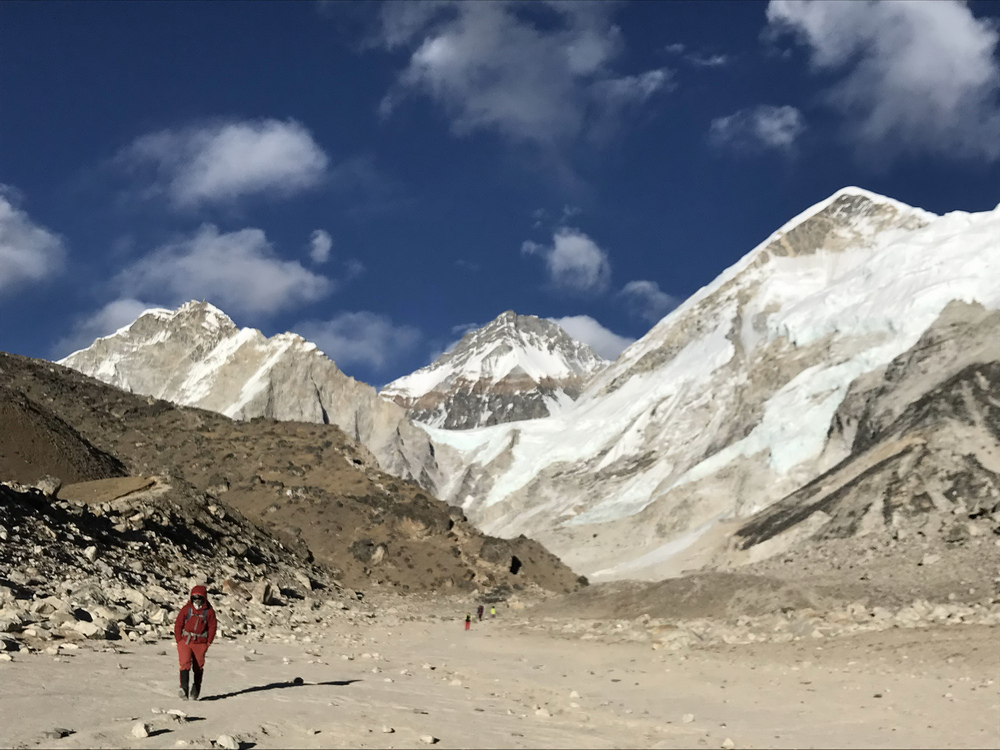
[181,606,209,642]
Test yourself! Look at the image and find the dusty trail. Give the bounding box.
[2,614,997,749]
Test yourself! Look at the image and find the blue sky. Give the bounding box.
[1,1,998,387]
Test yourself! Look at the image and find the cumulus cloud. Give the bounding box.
[522,226,611,295]
[550,315,634,360]
[53,297,157,357]
[709,105,806,152]
[309,229,333,263]
[0,190,66,295]
[296,311,421,371]
[114,225,333,317]
[376,2,670,146]
[120,118,329,208]
[766,0,1000,160]
[620,280,679,323]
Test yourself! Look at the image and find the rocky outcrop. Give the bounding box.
[58,301,441,492]
[382,311,606,429]
[730,301,1000,561]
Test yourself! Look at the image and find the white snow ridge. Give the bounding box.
[58,300,443,492]
[424,188,1000,580]
[381,311,607,429]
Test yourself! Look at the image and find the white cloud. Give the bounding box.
[766,0,1000,160]
[297,311,421,371]
[54,297,156,357]
[550,315,634,360]
[309,229,333,263]
[709,105,806,152]
[620,280,679,323]
[688,53,730,68]
[0,191,66,295]
[121,118,329,208]
[377,2,669,146]
[664,43,730,68]
[114,225,333,317]
[522,226,611,295]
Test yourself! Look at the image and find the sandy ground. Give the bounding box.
[3,615,998,750]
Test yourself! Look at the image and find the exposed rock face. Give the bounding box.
[381,312,606,429]
[730,301,1000,561]
[425,188,1000,580]
[58,301,441,491]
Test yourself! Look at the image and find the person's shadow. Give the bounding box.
[200,678,361,702]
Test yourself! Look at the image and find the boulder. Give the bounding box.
[222,579,252,600]
[35,475,62,497]
[251,581,275,605]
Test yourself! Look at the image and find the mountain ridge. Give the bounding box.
[381,311,607,429]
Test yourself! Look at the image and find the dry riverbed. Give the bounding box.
[2,611,998,749]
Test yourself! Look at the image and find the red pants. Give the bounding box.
[464,621,470,630]
[177,641,208,671]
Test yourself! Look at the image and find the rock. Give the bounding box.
[131,722,150,738]
[74,620,103,638]
[83,546,98,562]
[35,475,62,497]
[535,707,551,717]
[0,616,23,634]
[222,579,251,600]
[722,739,736,749]
[41,728,73,739]
[216,735,240,750]
[920,553,941,566]
[419,736,439,745]
[381,726,395,733]
[569,690,581,699]
[251,581,274,605]
[682,713,695,723]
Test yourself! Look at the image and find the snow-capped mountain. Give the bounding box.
[424,187,1000,580]
[59,301,441,490]
[381,311,607,429]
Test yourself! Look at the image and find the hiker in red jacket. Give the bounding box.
[173,585,217,701]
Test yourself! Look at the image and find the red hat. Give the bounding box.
[190,585,208,598]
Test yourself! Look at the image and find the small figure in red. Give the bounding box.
[173,585,217,701]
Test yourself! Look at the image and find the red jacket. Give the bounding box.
[174,585,217,645]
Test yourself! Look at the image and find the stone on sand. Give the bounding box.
[131,722,150,738]
[216,734,240,750]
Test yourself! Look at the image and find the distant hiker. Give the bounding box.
[174,585,217,701]
[490,605,496,619]
[465,613,472,631]
[477,605,484,621]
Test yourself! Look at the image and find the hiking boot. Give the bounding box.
[191,671,202,701]
[179,670,190,700]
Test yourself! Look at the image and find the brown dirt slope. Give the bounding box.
[0,351,584,595]
[0,385,126,485]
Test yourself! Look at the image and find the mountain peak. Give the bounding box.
[381,311,607,429]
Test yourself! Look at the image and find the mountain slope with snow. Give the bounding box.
[59,302,442,491]
[381,311,607,429]
[424,188,1000,579]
